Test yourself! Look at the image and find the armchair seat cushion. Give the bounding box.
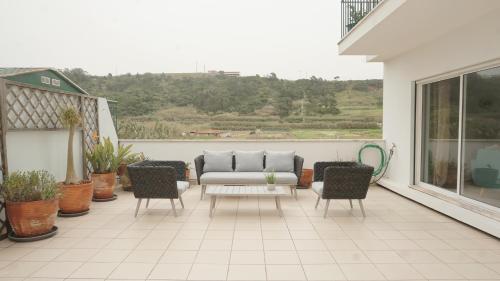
[200,172,298,185]
[177,181,189,194]
[312,181,323,195]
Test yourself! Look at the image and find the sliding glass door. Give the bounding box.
[461,67,500,207]
[418,65,500,208]
[420,77,460,192]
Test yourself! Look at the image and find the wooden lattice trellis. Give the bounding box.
[0,79,100,238]
[81,96,99,178]
[1,81,99,178]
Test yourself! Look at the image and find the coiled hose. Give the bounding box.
[357,143,396,183]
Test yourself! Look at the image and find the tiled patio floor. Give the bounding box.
[0,185,499,281]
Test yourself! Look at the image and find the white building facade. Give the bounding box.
[339,0,500,237]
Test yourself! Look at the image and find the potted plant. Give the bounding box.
[346,5,366,32]
[119,152,143,191]
[2,170,59,238]
[265,171,276,191]
[86,138,132,200]
[299,168,313,189]
[58,107,94,216]
[185,162,191,182]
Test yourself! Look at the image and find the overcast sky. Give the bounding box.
[0,0,382,80]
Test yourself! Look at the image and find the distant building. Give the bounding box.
[208,70,240,77]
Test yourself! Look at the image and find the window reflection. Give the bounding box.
[421,77,460,192]
[462,67,500,207]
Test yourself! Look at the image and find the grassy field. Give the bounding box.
[117,88,382,139]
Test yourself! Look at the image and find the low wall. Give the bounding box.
[6,130,83,182]
[119,139,386,180]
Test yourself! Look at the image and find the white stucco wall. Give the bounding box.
[383,11,500,185]
[119,139,386,180]
[6,130,83,182]
[98,97,118,149]
[380,11,500,236]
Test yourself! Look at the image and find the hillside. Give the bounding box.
[63,69,382,139]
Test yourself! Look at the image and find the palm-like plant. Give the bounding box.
[86,137,133,174]
[60,107,81,185]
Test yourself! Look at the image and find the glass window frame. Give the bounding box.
[414,62,500,211]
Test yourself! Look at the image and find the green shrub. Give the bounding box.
[2,170,59,202]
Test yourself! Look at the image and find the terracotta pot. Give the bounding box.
[7,199,58,237]
[91,172,116,199]
[117,163,127,176]
[120,169,133,191]
[299,168,313,188]
[59,180,93,213]
[185,169,190,181]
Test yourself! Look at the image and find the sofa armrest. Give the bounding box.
[130,160,186,181]
[194,155,204,185]
[294,155,304,185]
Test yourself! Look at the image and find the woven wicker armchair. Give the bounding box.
[127,160,189,217]
[312,161,374,218]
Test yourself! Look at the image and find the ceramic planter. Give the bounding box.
[267,183,276,191]
[185,169,190,182]
[120,168,133,191]
[91,172,116,199]
[117,163,127,177]
[299,168,313,188]
[59,180,93,214]
[7,199,58,237]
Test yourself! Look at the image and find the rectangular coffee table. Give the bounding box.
[205,185,289,217]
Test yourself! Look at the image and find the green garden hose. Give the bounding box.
[357,143,396,183]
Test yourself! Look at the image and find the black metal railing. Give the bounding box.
[341,0,381,38]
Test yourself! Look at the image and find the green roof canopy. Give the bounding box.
[0,68,89,95]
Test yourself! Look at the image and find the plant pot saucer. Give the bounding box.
[58,209,90,217]
[92,194,117,202]
[8,226,58,242]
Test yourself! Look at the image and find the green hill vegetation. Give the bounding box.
[63,68,382,139]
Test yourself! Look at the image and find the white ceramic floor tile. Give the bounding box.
[149,263,192,279]
[108,262,155,279]
[303,264,346,280]
[69,262,119,279]
[339,263,385,280]
[375,263,424,280]
[188,264,228,280]
[266,264,306,280]
[227,264,266,280]
[32,261,82,278]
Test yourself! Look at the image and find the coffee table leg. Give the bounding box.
[209,196,216,218]
[276,196,283,217]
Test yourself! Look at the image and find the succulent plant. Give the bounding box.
[265,171,276,184]
[60,107,82,185]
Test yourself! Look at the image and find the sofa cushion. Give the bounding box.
[177,181,189,194]
[235,150,264,172]
[200,172,298,185]
[312,181,323,195]
[203,150,233,172]
[265,151,295,172]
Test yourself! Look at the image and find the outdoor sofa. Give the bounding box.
[195,150,304,199]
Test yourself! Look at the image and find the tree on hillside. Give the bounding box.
[62,68,379,119]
